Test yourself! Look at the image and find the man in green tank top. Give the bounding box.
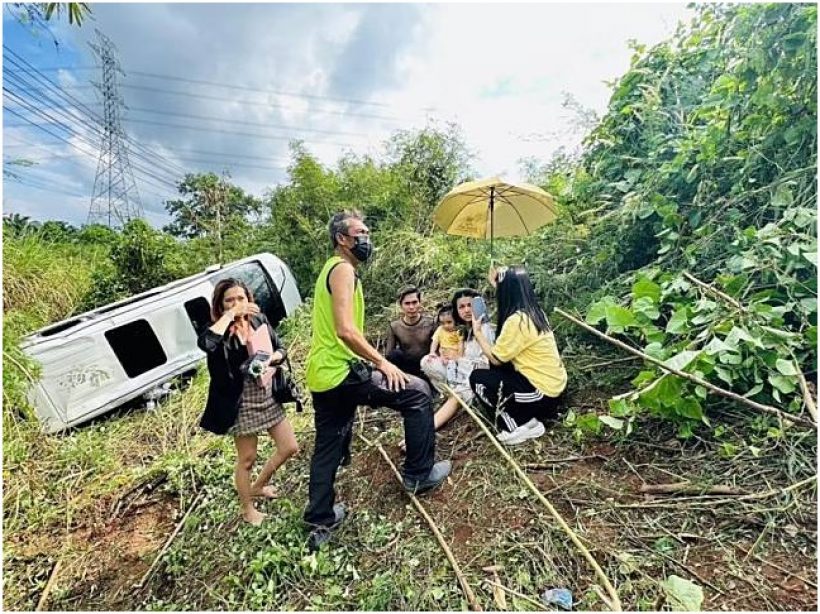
[303,210,451,551]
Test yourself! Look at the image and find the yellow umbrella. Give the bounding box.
[433,177,558,256]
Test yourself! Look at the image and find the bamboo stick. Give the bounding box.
[357,431,483,612]
[444,385,622,611]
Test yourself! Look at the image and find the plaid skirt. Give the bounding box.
[228,375,285,436]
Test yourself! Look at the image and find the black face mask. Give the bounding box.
[347,235,373,263]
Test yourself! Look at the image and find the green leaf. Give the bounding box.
[666,308,690,334]
[718,352,742,365]
[768,374,797,394]
[771,184,794,208]
[677,397,704,421]
[743,383,764,398]
[714,366,734,385]
[656,376,683,407]
[663,350,701,372]
[632,276,661,303]
[644,342,666,360]
[575,413,602,434]
[662,575,704,611]
[775,359,798,376]
[704,336,732,355]
[803,251,817,267]
[585,297,615,325]
[605,304,637,333]
[632,370,656,387]
[599,415,625,430]
[633,296,660,320]
[609,398,632,417]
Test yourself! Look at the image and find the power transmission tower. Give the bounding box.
[87,29,143,227]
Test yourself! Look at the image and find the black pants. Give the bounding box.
[387,348,424,379]
[469,365,562,433]
[304,369,435,528]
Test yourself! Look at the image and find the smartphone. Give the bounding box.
[471,296,489,324]
[252,351,271,364]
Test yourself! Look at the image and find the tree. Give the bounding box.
[387,123,472,233]
[164,172,262,260]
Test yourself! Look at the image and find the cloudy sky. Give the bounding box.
[2,2,694,227]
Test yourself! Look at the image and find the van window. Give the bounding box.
[104,319,167,378]
[227,262,287,327]
[184,297,212,336]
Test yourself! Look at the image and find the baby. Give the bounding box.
[430,305,464,381]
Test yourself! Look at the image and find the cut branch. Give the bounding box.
[357,430,482,612]
[682,271,745,311]
[638,482,746,496]
[445,385,622,612]
[554,308,815,428]
[136,490,204,590]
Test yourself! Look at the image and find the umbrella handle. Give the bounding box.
[490,186,494,259]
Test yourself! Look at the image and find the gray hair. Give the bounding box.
[328,209,363,247]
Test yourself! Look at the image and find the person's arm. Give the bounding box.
[456,339,465,358]
[385,322,396,355]
[265,318,286,366]
[471,318,504,366]
[329,262,408,391]
[198,304,248,353]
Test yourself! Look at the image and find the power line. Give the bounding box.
[13,81,411,123]
[4,86,181,190]
[3,100,179,195]
[5,64,440,116]
[4,47,191,179]
[120,116,357,147]
[124,106,370,138]
[2,59,188,183]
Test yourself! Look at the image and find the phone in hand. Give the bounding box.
[470,296,488,324]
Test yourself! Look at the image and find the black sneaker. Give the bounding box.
[403,460,452,496]
[307,503,347,552]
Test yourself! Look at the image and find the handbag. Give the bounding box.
[271,356,304,412]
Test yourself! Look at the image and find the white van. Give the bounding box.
[20,253,302,433]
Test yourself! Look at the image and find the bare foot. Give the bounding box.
[242,507,267,526]
[251,485,279,499]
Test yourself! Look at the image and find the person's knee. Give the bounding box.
[280,438,300,459]
[237,450,256,471]
[469,368,486,389]
[405,374,432,398]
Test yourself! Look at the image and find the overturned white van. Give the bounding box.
[20,252,302,433]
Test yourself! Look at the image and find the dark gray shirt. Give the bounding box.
[385,314,436,359]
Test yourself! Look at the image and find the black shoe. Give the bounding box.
[403,460,452,496]
[307,503,347,552]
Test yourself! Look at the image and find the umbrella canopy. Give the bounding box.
[433,177,558,253]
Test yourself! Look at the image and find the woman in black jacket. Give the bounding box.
[198,277,299,525]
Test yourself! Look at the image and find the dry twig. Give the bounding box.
[35,559,62,611]
[357,430,483,612]
[445,385,622,612]
[136,490,205,590]
[638,482,746,496]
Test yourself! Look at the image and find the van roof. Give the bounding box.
[23,252,287,346]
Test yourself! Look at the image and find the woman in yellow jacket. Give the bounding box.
[469,265,567,446]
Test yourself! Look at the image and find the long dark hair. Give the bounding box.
[451,288,480,327]
[211,277,254,322]
[496,266,550,335]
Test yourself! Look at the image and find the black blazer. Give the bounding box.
[197,313,286,435]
